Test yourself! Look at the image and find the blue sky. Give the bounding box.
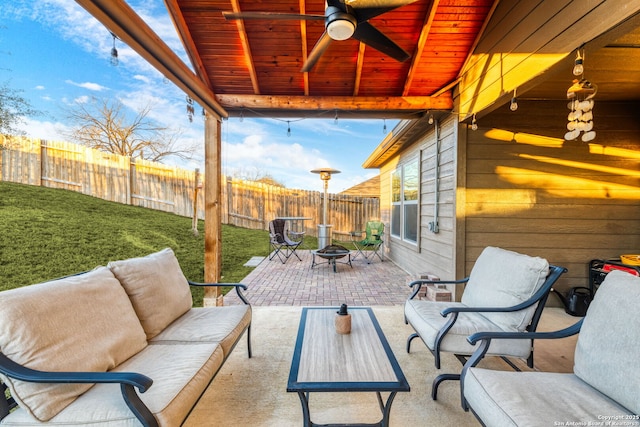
[0,0,398,191]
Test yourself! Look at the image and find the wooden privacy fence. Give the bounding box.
[224,178,380,239]
[0,136,379,236]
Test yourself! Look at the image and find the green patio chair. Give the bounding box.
[351,221,384,263]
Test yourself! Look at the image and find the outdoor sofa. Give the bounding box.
[461,269,640,426]
[0,248,252,426]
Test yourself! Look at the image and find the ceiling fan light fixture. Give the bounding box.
[326,8,357,41]
[327,18,355,40]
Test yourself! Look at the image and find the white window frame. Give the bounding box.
[390,159,419,244]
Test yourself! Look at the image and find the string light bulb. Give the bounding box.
[287,121,291,137]
[573,50,584,76]
[428,113,434,125]
[471,114,478,131]
[110,33,119,66]
[510,88,518,111]
[334,109,339,125]
[382,119,387,134]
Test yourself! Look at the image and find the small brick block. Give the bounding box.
[425,284,452,302]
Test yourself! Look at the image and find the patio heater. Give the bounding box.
[310,167,341,249]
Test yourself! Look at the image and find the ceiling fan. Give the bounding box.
[223,0,415,72]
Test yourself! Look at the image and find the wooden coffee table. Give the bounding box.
[287,307,410,427]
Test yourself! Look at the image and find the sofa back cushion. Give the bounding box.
[461,246,549,332]
[574,270,640,414]
[0,267,147,421]
[109,248,193,340]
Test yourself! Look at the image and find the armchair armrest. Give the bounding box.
[0,352,157,427]
[467,318,583,347]
[440,272,560,317]
[459,319,583,411]
[187,281,251,305]
[408,278,468,300]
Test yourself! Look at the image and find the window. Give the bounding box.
[391,160,419,243]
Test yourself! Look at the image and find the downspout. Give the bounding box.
[428,120,440,233]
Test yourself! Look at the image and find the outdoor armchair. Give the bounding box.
[351,220,384,263]
[268,219,304,263]
[404,246,566,400]
[461,270,639,426]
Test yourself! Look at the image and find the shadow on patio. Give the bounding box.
[185,251,580,426]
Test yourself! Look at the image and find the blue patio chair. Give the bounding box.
[404,246,567,400]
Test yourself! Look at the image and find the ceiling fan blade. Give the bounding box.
[223,11,324,21]
[346,0,419,8]
[301,32,333,72]
[352,22,410,62]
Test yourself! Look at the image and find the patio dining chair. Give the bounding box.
[404,246,567,400]
[351,220,384,263]
[268,219,303,264]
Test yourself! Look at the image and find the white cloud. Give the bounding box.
[65,80,107,91]
[221,130,339,190]
[73,95,90,104]
[17,116,70,141]
[34,85,45,90]
[133,74,151,84]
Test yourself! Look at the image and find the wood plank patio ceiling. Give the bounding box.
[166,0,496,118]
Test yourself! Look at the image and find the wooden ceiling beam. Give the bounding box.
[300,0,310,95]
[403,0,439,96]
[164,0,211,88]
[230,0,260,94]
[215,94,453,115]
[353,42,366,96]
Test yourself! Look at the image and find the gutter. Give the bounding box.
[74,0,228,119]
[362,119,421,169]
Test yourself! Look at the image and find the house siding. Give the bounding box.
[378,100,639,303]
[379,116,460,297]
[465,100,640,295]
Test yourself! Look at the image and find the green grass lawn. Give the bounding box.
[0,181,317,305]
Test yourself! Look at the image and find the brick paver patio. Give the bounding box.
[223,250,413,306]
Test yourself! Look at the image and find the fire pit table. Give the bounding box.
[311,244,353,273]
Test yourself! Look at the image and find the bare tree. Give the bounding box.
[0,81,38,140]
[66,97,197,162]
[230,167,286,187]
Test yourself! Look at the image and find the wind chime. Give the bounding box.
[565,48,597,142]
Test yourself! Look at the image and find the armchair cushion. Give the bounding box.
[0,267,147,421]
[461,246,549,332]
[574,270,640,414]
[404,300,532,357]
[464,369,631,427]
[109,248,193,340]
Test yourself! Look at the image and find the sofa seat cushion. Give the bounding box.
[0,267,147,422]
[464,368,634,427]
[1,343,224,426]
[109,248,193,340]
[461,247,549,332]
[405,299,532,358]
[151,305,251,357]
